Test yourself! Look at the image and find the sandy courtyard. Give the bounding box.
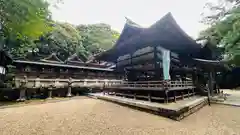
[0,97,240,135]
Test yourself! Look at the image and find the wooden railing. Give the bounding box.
[14,77,194,90]
[14,78,123,89]
[108,80,194,90]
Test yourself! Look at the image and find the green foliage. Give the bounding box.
[0,0,53,40]
[1,0,120,61]
[33,23,120,60]
[38,22,88,60]
[77,23,120,55]
[7,22,120,60]
[200,0,240,66]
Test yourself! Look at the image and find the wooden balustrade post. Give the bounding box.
[148,93,151,102]
[103,82,106,88]
[181,92,184,100]
[174,91,177,102]
[133,93,136,100]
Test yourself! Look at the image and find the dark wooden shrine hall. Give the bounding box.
[3,52,121,101]
[0,48,12,87]
[93,12,227,102]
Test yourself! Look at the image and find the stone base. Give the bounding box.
[66,87,72,97]
[16,98,26,102]
[66,93,72,97]
[17,89,26,102]
[48,90,52,99]
[46,97,52,100]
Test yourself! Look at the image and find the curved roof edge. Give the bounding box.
[93,17,145,61]
[114,17,144,47]
[96,12,203,62]
[117,12,201,51]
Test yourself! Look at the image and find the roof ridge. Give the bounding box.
[65,53,83,63]
[125,17,143,28]
[41,53,64,63]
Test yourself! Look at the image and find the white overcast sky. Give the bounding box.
[51,0,211,39]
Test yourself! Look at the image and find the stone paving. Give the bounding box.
[220,89,240,106]
[0,97,240,135]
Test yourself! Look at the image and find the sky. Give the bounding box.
[51,0,210,39]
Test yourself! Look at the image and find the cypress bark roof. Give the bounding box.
[65,53,84,64]
[114,17,144,48]
[41,53,64,63]
[95,12,202,62]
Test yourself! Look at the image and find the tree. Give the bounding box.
[38,22,88,60]
[77,23,120,56]
[200,0,240,66]
[0,0,120,61]
[1,0,64,58]
[201,0,240,25]
[0,0,54,40]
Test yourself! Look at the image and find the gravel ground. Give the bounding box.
[0,97,240,135]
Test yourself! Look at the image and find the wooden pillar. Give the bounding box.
[154,46,159,80]
[47,89,52,99]
[165,90,169,103]
[213,71,217,94]
[26,89,31,100]
[67,87,72,97]
[67,77,72,97]
[17,75,27,102]
[208,71,214,96]
[181,92,184,100]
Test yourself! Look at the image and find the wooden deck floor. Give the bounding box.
[107,86,195,91]
[89,93,208,120]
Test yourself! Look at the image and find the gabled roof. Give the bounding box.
[117,12,201,55]
[65,53,84,63]
[92,18,144,62]
[13,60,114,72]
[95,12,202,62]
[114,17,144,48]
[41,53,64,63]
